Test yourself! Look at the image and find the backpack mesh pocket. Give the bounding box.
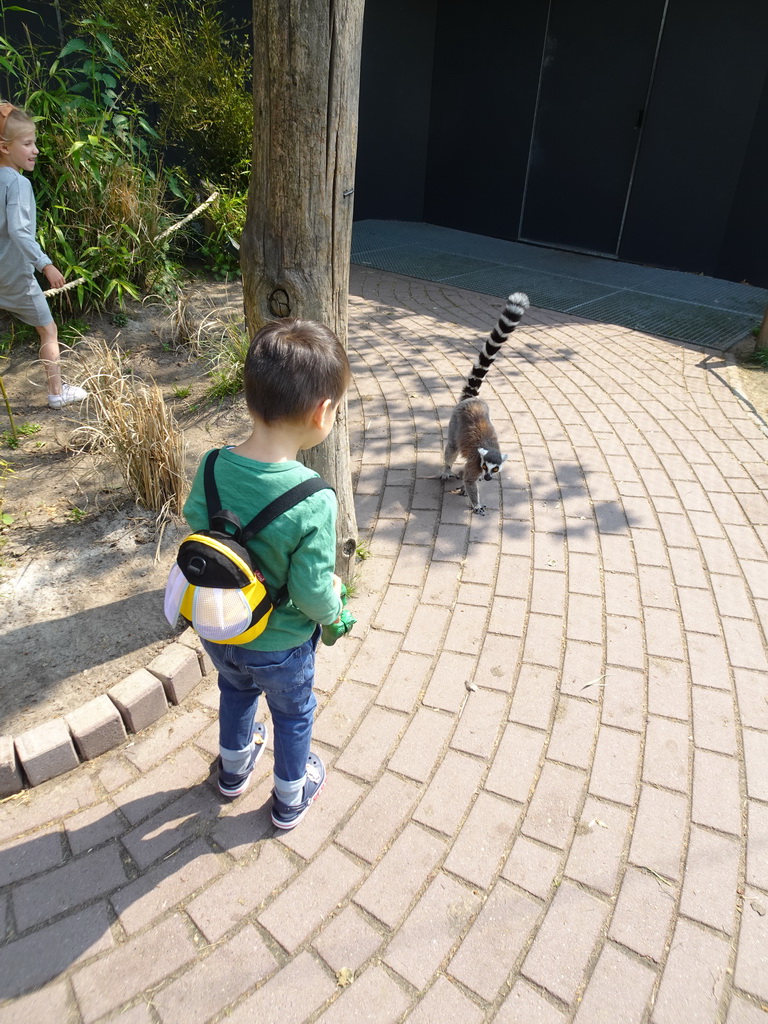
[164,564,188,627]
[192,586,254,641]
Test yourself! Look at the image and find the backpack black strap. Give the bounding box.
[242,478,333,541]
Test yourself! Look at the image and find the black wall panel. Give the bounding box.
[353,0,438,221]
[423,0,547,239]
[619,0,768,278]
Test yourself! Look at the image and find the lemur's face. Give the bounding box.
[478,448,509,481]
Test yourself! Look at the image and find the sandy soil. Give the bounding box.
[1,278,766,737]
[0,279,253,735]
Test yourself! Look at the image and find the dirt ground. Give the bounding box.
[1,279,767,737]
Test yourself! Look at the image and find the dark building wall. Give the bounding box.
[354,0,438,221]
[619,0,768,278]
[423,0,547,240]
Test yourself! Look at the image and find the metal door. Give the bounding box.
[519,0,667,256]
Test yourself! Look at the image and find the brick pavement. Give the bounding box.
[0,266,767,1022]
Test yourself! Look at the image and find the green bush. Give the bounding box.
[1,15,191,310]
[66,0,253,183]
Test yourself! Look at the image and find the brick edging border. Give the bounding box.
[0,628,213,795]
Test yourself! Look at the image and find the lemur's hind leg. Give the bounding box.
[441,438,459,480]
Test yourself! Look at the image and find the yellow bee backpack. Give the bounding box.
[164,449,332,644]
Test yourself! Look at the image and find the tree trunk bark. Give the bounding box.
[757,304,768,352]
[241,0,364,580]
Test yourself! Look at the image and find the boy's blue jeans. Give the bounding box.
[201,627,320,784]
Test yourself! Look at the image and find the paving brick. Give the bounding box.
[147,641,202,705]
[337,771,421,863]
[566,798,631,896]
[177,626,214,678]
[12,843,127,931]
[722,617,768,672]
[547,696,599,769]
[522,881,609,1005]
[375,651,432,713]
[531,569,567,615]
[522,613,564,669]
[0,736,23,797]
[186,840,295,943]
[64,694,127,762]
[489,596,527,637]
[743,728,768,802]
[384,872,480,989]
[608,865,677,962]
[279,773,365,862]
[746,799,768,891]
[64,801,124,855]
[259,845,365,953]
[444,792,521,889]
[0,982,78,1024]
[573,942,656,1024]
[312,904,384,972]
[687,632,733,691]
[475,633,522,692]
[486,722,546,804]
[402,603,451,655]
[421,558,462,606]
[224,949,337,1024]
[97,754,138,793]
[560,640,605,700]
[735,887,768,1003]
[566,593,603,644]
[373,584,420,631]
[679,825,740,934]
[651,917,731,1024]
[108,668,169,733]
[0,902,113,999]
[734,668,768,731]
[690,686,737,756]
[423,651,478,712]
[647,656,690,719]
[669,546,708,588]
[334,706,404,781]
[598,667,644,732]
[111,838,222,934]
[589,726,641,806]
[522,761,586,849]
[14,718,80,787]
[122,781,223,869]
[313,680,374,749]
[692,748,742,836]
[606,614,646,670]
[449,880,540,1002]
[642,716,690,793]
[496,554,533,598]
[0,824,63,887]
[452,690,506,759]
[493,980,568,1024]
[413,750,485,836]
[152,923,278,1024]
[678,586,722,635]
[72,913,199,1023]
[123,707,213,772]
[405,975,485,1024]
[501,834,563,900]
[510,664,559,726]
[727,994,768,1024]
[629,785,687,881]
[346,628,402,688]
[354,823,446,928]
[315,964,410,1023]
[0,773,97,845]
[387,706,454,782]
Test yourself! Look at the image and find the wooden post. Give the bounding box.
[241,0,364,580]
[757,304,768,352]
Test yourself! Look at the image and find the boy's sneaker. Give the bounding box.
[48,382,88,409]
[271,753,326,830]
[217,722,267,798]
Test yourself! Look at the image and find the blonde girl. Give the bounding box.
[0,101,86,408]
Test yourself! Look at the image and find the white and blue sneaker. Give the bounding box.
[217,722,268,798]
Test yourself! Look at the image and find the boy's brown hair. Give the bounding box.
[244,318,350,423]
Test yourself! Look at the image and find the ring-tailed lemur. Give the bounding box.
[441,292,530,515]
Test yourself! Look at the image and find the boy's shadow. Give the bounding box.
[0,762,279,1002]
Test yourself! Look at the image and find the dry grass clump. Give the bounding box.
[72,339,186,516]
[162,290,201,355]
[198,309,250,400]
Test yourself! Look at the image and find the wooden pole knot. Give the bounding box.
[268,288,291,318]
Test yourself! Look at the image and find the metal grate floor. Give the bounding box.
[351,220,767,351]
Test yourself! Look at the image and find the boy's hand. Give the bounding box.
[43,264,65,290]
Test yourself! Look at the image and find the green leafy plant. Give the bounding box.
[67,505,87,522]
[2,421,41,448]
[171,384,190,399]
[201,311,249,400]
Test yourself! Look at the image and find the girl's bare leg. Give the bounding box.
[35,320,61,397]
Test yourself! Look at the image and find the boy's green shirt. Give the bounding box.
[183,447,341,651]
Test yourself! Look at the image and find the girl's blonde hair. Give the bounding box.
[0,102,35,143]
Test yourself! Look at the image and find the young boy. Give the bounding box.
[183,317,349,829]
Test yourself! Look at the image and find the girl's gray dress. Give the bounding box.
[0,165,53,326]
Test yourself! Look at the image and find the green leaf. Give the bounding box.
[59,38,91,59]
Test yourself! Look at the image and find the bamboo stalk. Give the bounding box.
[42,276,86,297]
[154,191,219,243]
[0,375,17,439]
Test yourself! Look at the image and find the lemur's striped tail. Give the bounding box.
[460,292,530,400]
